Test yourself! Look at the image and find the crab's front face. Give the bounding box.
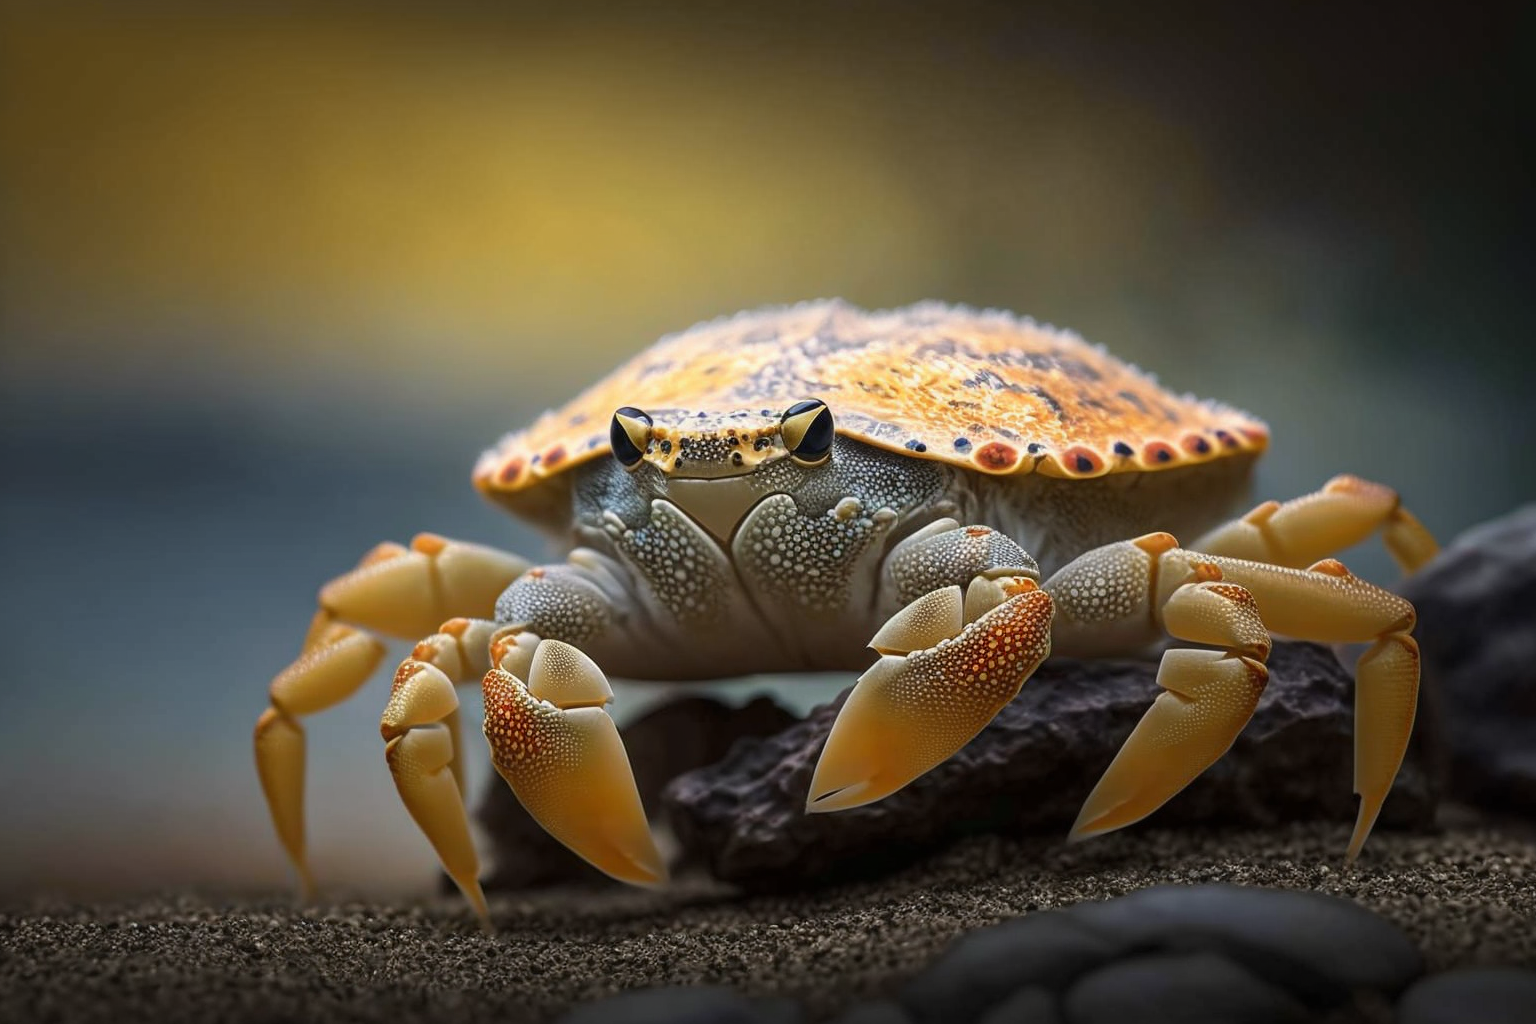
[609,399,835,480]
[602,399,840,544]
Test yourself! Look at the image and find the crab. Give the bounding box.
[255,300,1439,925]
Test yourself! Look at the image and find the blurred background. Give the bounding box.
[2,2,1530,898]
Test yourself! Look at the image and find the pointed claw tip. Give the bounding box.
[462,885,493,930]
[1068,802,1125,843]
[1344,833,1368,867]
[608,851,669,888]
[631,867,670,889]
[804,779,873,814]
[1066,821,1102,844]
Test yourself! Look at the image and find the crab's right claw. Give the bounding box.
[481,639,666,887]
[808,578,1053,813]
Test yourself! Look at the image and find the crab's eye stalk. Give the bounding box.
[781,399,834,466]
[610,406,652,470]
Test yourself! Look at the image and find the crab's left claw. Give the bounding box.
[808,578,1054,813]
[482,638,666,887]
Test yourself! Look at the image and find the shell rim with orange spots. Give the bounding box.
[474,299,1268,497]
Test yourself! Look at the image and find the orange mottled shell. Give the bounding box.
[475,300,1267,497]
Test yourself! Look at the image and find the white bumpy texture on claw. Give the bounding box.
[482,638,666,887]
[808,577,1054,813]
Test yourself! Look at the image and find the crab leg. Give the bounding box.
[254,534,527,898]
[380,617,502,926]
[1191,474,1438,574]
[1194,552,1419,860]
[1061,538,1271,841]
[254,619,384,900]
[481,634,666,887]
[1050,533,1419,860]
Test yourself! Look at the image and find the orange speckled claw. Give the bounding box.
[807,579,1053,813]
[481,642,666,887]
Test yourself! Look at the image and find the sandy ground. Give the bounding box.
[4,821,1533,1024]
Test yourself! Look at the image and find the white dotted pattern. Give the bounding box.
[885,588,1054,768]
[495,566,611,646]
[1046,541,1150,626]
[886,526,1038,606]
[736,493,885,612]
[617,501,732,625]
[482,668,580,803]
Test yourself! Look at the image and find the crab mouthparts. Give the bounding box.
[665,477,764,543]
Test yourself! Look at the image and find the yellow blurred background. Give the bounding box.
[1,3,1530,897]
[1,4,1241,396]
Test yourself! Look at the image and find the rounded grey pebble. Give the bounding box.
[556,986,803,1024]
[900,910,1118,1022]
[1065,951,1309,1024]
[827,1000,914,1024]
[1396,967,1536,1024]
[1401,504,1536,815]
[1067,883,1423,997]
[976,987,1061,1024]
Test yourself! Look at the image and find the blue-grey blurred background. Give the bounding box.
[2,3,1531,898]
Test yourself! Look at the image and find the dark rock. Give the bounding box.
[475,695,797,889]
[900,911,1117,1023]
[664,642,1436,887]
[557,985,803,1024]
[1063,951,1309,1024]
[1395,967,1536,1024]
[1066,884,1423,998]
[976,988,1062,1024]
[1401,504,1536,816]
[826,1001,916,1024]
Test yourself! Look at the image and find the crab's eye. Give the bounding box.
[610,407,653,469]
[781,399,834,466]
